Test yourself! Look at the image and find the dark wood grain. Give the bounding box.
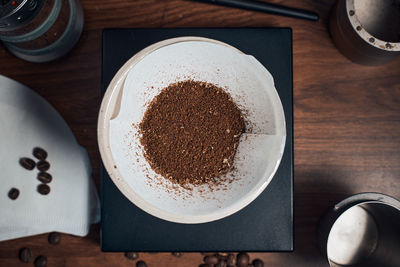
[1,0,399,266]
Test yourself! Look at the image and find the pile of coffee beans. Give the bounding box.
[18,232,61,266]
[11,147,52,200]
[199,252,264,267]
[121,251,263,267]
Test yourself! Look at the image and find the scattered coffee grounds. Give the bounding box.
[136,260,147,267]
[8,188,19,200]
[37,161,50,172]
[19,157,36,170]
[139,80,245,186]
[172,252,183,257]
[18,247,32,263]
[48,232,61,245]
[37,184,50,195]
[37,172,52,184]
[34,255,47,267]
[236,252,250,267]
[124,252,139,260]
[33,147,48,161]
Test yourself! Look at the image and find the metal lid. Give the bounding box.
[0,0,43,30]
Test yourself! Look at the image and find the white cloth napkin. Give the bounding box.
[0,75,100,241]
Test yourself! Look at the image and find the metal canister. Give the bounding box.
[318,193,400,267]
[329,0,400,65]
[0,0,84,63]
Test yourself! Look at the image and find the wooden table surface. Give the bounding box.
[1,0,399,266]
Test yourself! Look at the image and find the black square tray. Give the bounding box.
[101,28,293,252]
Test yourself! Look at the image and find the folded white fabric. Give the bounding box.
[0,75,100,241]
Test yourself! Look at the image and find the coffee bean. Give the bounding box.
[247,264,255,267]
[8,188,19,200]
[124,252,138,260]
[136,260,147,267]
[172,252,183,257]
[19,157,35,170]
[34,255,47,267]
[37,161,50,172]
[37,184,50,195]
[48,232,61,245]
[18,247,32,263]
[217,252,228,257]
[252,259,264,267]
[33,147,48,160]
[237,253,249,267]
[227,253,236,266]
[37,172,52,183]
[204,255,219,265]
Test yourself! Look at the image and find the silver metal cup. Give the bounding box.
[318,193,400,267]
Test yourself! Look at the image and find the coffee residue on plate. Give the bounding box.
[138,80,245,188]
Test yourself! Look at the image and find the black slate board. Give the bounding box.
[101,28,293,252]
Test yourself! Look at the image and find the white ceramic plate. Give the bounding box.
[98,37,286,224]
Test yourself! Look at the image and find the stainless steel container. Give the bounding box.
[318,193,400,267]
[0,0,84,63]
[329,0,400,65]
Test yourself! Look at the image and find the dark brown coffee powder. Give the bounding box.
[139,80,245,186]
